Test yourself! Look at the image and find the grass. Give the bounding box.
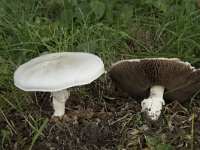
[0,0,200,149]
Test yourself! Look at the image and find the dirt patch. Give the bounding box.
[1,76,200,150]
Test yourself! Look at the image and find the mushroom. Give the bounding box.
[14,52,105,117]
[165,68,200,102]
[109,58,197,121]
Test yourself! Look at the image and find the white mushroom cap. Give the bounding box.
[14,52,105,92]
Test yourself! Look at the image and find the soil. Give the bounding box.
[1,76,200,150]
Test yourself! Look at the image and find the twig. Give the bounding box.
[109,113,130,126]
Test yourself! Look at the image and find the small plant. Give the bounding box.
[1,129,11,148]
[145,136,174,150]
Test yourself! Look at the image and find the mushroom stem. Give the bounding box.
[141,85,165,121]
[51,89,70,116]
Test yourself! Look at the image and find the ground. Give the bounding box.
[1,76,200,149]
[1,0,200,150]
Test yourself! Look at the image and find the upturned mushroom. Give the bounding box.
[14,52,105,117]
[165,68,200,102]
[109,58,198,121]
